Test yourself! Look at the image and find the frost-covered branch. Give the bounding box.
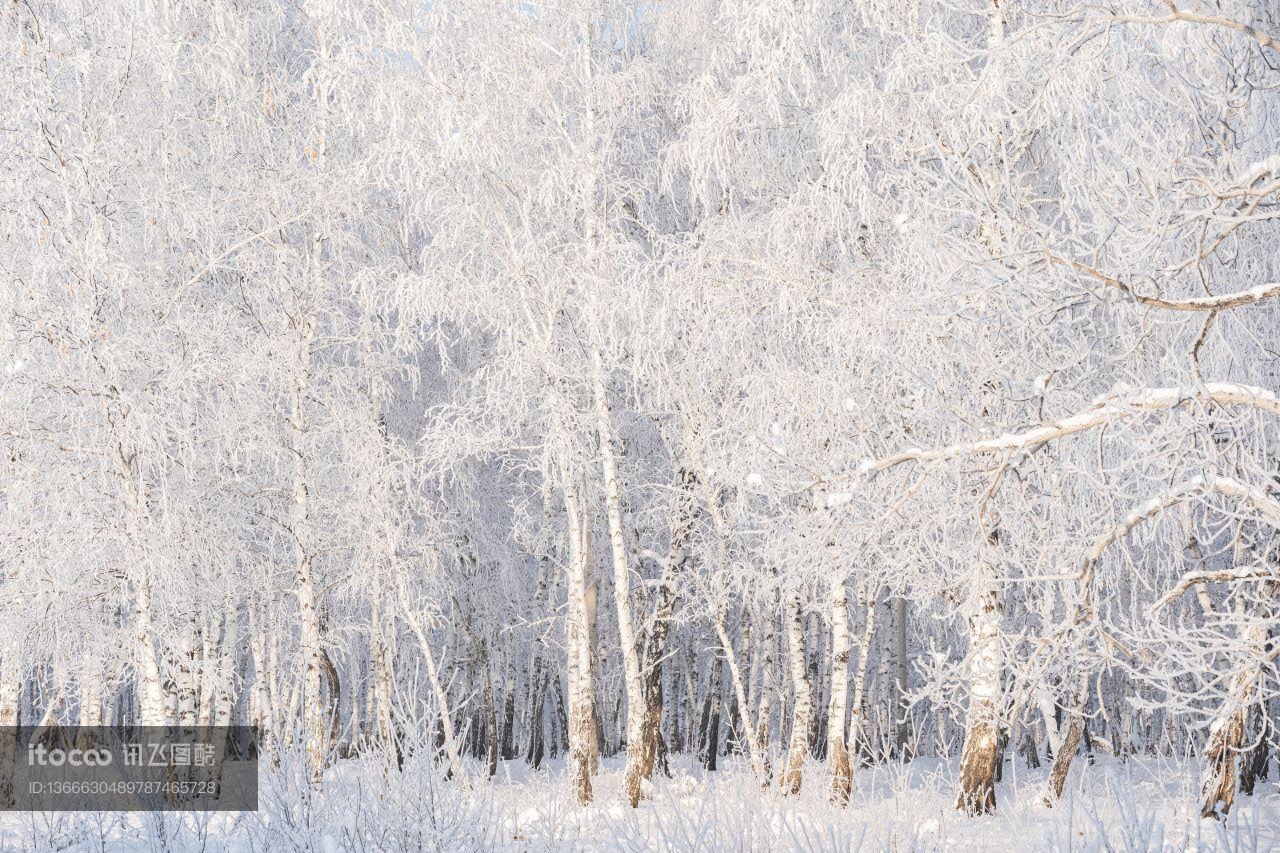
[1045,252,1280,312]
[1084,7,1280,55]
[1078,476,1280,612]
[841,383,1280,482]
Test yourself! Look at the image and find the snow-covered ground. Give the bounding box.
[3,753,1278,851]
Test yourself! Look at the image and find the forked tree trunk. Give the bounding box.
[780,593,813,795]
[404,611,468,787]
[625,596,670,803]
[623,467,694,805]
[715,609,766,778]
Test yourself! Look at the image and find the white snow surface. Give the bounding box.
[4,753,1277,851]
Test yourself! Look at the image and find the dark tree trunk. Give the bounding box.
[525,658,547,768]
[501,664,516,761]
[1022,730,1041,769]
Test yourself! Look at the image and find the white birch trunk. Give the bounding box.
[79,654,103,729]
[956,557,1003,815]
[370,592,397,755]
[592,352,649,805]
[894,597,910,755]
[250,623,275,750]
[212,616,235,729]
[849,589,879,766]
[176,613,198,729]
[114,441,166,728]
[133,572,167,727]
[290,299,328,783]
[780,593,813,795]
[827,574,854,804]
[562,464,596,803]
[1037,682,1063,759]
[756,603,777,781]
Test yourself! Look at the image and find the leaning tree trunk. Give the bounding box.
[849,587,879,769]
[1199,670,1256,818]
[715,607,766,778]
[1200,612,1269,818]
[403,611,468,787]
[1045,672,1089,803]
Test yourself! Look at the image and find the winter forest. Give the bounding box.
[3,0,1280,849]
